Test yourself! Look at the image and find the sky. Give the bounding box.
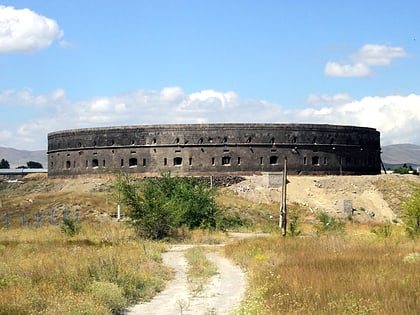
[0,0,419,151]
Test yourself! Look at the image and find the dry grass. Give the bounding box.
[0,223,171,314]
[226,234,420,315]
[185,246,218,295]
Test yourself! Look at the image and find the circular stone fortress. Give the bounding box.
[47,123,381,177]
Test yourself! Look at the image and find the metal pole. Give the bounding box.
[280,158,287,236]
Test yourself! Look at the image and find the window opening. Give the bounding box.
[164,158,167,166]
[129,158,137,167]
[323,156,328,165]
[174,157,182,166]
[269,156,278,165]
[222,156,231,165]
[237,157,241,165]
[260,157,263,165]
[121,159,124,167]
[189,157,192,166]
[211,157,215,166]
[143,159,146,166]
[66,161,71,169]
[303,156,307,165]
[103,160,106,167]
[92,159,99,168]
[312,156,320,165]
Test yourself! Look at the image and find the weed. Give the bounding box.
[314,211,345,236]
[60,217,80,237]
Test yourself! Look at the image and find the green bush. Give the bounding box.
[60,217,81,237]
[113,172,224,240]
[401,190,420,238]
[314,212,345,236]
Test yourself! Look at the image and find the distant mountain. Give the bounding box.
[381,144,420,168]
[0,147,47,169]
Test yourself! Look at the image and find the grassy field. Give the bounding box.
[1,174,419,314]
[226,233,420,315]
[0,223,171,314]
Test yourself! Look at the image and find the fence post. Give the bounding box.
[21,210,25,227]
[36,210,41,228]
[5,211,8,230]
[75,210,79,224]
[63,209,67,220]
[51,209,54,225]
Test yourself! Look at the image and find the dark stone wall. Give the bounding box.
[47,124,381,176]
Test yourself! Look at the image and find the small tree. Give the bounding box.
[401,190,420,238]
[27,161,43,168]
[0,158,10,169]
[113,172,223,240]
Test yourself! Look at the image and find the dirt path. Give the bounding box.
[126,245,246,315]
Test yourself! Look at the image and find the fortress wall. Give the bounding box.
[47,124,381,176]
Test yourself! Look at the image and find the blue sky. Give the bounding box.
[1,0,419,150]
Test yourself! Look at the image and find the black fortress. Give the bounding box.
[47,123,381,177]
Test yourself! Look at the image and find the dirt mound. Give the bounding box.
[228,174,420,223]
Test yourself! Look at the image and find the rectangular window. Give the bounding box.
[103,160,106,167]
[303,156,307,165]
[143,158,146,166]
[324,156,327,165]
[189,157,192,166]
[222,156,231,166]
[164,158,167,166]
[260,157,263,165]
[212,157,215,166]
[121,159,124,167]
[237,157,241,165]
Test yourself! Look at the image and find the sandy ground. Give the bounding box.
[229,174,414,222]
[126,244,246,315]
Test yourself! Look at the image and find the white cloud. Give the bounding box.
[1,87,420,150]
[305,93,353,106]
[0,88,66,108]
[324,62,371,77]
[0,6,63,53]
[324,44,408,77]
[351,44,408,66]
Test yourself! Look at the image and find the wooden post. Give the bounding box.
[280,158,287,236]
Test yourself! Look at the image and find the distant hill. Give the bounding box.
[1,144,419,171]
[0,147,47,169]
[381,144,420,169]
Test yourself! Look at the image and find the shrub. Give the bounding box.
[401,190,420,238]
[371,220,392,238]
[60,217,81,237]
[314,212,345,236]
[89,281,127,313]
[113,172,224,239]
